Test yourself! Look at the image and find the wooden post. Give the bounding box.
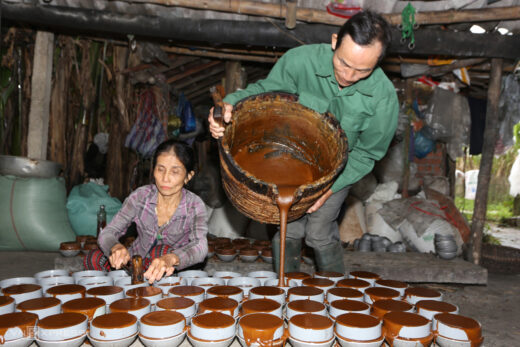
[402,78,414,197]
[285,0,297,30]
[225,61,246,95]
[27,31,54,159]
[469,58,503,265]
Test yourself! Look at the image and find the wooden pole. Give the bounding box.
[129,0,520,26]
[469,58,503,265]
[161,46,278,63]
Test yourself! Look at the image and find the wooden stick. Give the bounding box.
[469,58,503,265]
[166,60,221,84]
[161,46,277,63]
[128,0,520,26]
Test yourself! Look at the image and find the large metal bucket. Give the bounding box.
[218,93,348,224]
[0,155,62,178]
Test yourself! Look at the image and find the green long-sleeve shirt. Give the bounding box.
[223,43,399,192]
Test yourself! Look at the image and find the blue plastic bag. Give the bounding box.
[177,93,196,134]
[414,127,435,159]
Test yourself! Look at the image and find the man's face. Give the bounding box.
[331,33,382,88]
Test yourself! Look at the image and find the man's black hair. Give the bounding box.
[335,10,392,64]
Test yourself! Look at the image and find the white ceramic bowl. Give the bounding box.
[226,277,260,297]
[248,286,286,305]
[153,277,186,295]
[109,298,151,320]
[34,270,69,281]
[2,284,42,304]
[35,333,86,347]
[16,297,61,319]
[287,286,324,303]
[37,312,88,341]
[314,271,345,284]
[0,295,15,314]
[191,277,226,289]
[289,313,334,343]
[78,276,113,290]
[286,300,327,320]
[139,331,187,347]
[190,312,236,341]
[328,300,371,319]
[72,270,106,284]
[0,312,38,342]
[198,297,239,318]
[435,334,474,347]
[237,313,284,344]
[246,271,277,285]
[284,272,312,287]
[212,271,242,284]
[403,287,443,305]
[264,279,293,294]
[86,286,125,308]
[206,285,243,303]
[335,333,385,347]
[113,278,149,295]
[107,271,129,280]
[60,249,80,258]
[215,252,237,262]
[187,333,234,347]
[125,286,163,305]
[240,298,283,318]
[348,271,380,286]
[336,279,371,294]
[178,270,208,285]
[87,332,138,347]
[168,285,205,304]
[335,313,382,341]
[374,279,408,296]
[0,277,38,290]
[363,287,401,304]
[326,287,364,303]
[383,312,431,339]
[392,335,434,347]
[239,254,258,263]
[416,300,459,321]
[155,297,196,322]
[433,313,482,342]
[289,336,335,347]
[301,278,335,293]
[139,311,186,339]
[0,336,33,347]
[39,277,75,293]
[45,284,86,303]
[62,297,107,321]
[89,312,138,340]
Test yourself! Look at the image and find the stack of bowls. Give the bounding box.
[88,312,138,347]
[435,234,458,260]
[139,311,187,347]
[188,312,236,347]
[36,312,88,347]
[0,312,38,347]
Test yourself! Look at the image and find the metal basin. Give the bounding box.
[0,155,62,178]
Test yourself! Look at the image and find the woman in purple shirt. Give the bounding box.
[85,139,208,283]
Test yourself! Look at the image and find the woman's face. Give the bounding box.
[153,151,193,197]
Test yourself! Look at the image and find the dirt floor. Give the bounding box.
[0,251,518,346]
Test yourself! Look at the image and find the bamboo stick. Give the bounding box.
[129,0,520,26]
[166,60,222,83]
[161,46,278,63]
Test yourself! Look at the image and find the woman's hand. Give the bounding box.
[144,253,180,284]
[208,103,233,139]
[109,243,130,269]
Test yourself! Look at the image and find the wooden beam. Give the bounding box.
[129,0,520,26]
[161,46,278,63]
[174,65,225,89]
[166,60,221,84]
[469,58,503,265]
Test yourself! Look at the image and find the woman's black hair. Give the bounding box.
[152,139,196,175]
[335,10,391,64]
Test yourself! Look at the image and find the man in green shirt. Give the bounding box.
[209,11,398,273]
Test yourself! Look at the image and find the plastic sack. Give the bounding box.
[0,175,76,251]
[464,170,479,200]
[177,93,196,134]
[509,149,520,197]
[374,141,421,192]
[498,75,520,153]
[66,182,122,236]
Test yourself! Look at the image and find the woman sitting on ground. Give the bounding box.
[85,139,208,283]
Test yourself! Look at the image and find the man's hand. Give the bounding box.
[208,103,233,139]
[144,253,179,284]
[109,243,130,269]
[306,189,333,214]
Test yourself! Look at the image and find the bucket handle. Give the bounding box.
[209,85,226,128]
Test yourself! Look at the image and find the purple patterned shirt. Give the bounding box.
[98,184,208,270]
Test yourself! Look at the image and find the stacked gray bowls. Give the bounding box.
[435,233,458,259]
[353,234,406,253]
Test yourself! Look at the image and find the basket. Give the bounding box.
[481,243,520,274]
[218,93,348,224]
